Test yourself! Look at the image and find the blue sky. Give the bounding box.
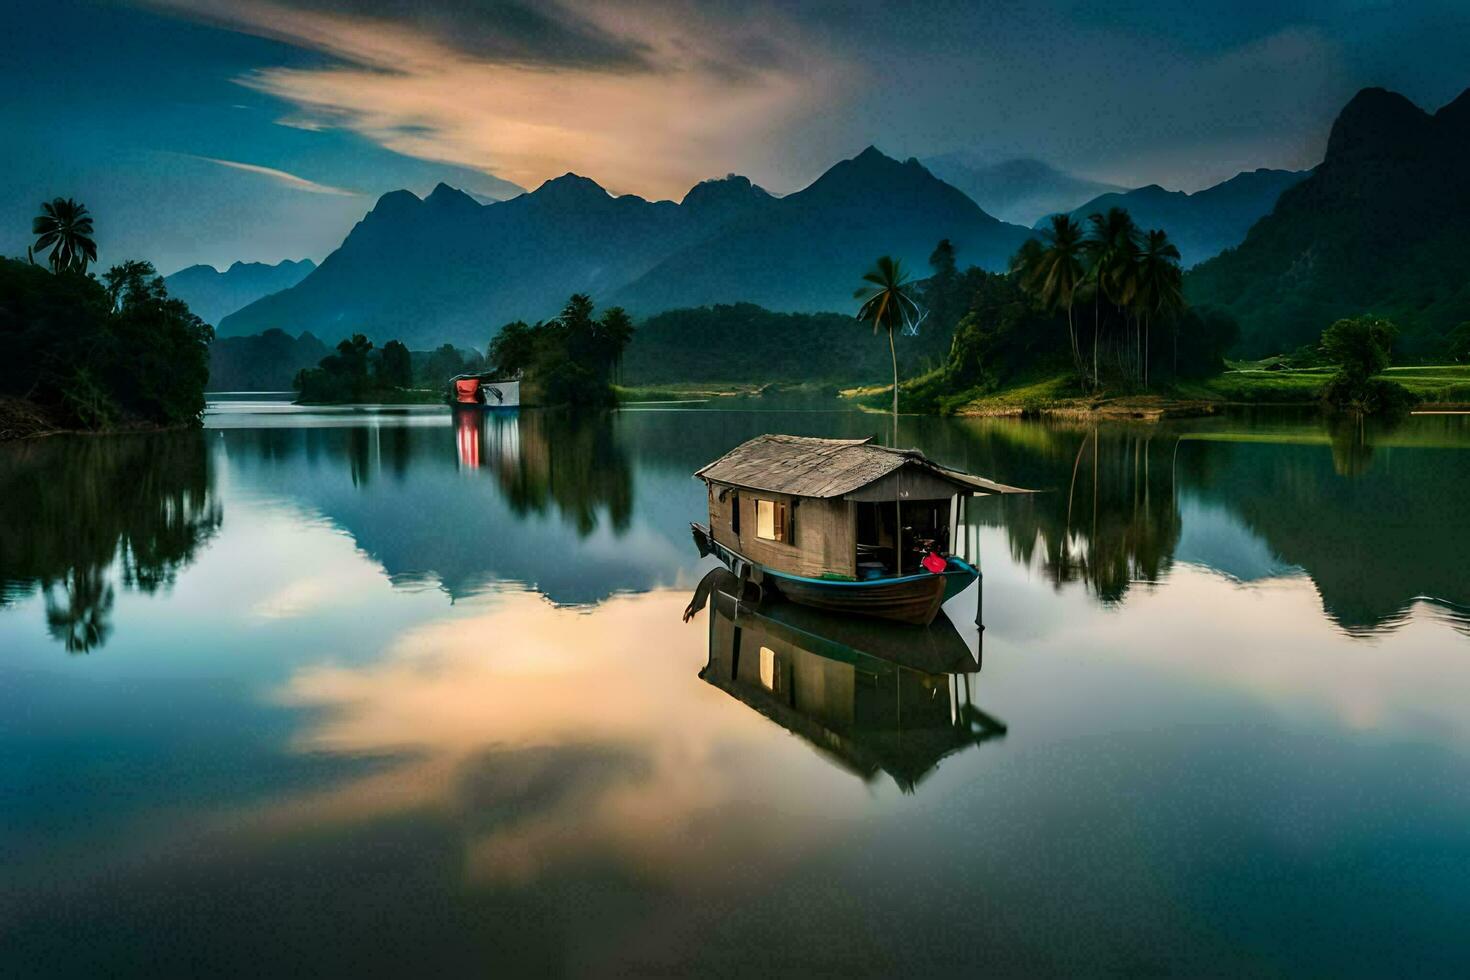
[3,0,1467,274]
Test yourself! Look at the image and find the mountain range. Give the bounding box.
[164,259,316,327]
[1050,169,1310,267]
[921,153,1125,226]
[1187,86,1470,356]
[217,148,1031,349]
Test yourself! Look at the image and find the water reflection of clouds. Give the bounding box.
[998,560,1470,744]
[251,590,870,886]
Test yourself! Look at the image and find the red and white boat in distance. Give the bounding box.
[448,373,520,409]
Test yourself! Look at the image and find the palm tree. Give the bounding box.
[1015,215,1087,383]
[1083,207,1140,384]
[32,198,97,274]
[1133,229,1183,387]
[855,256,921,435]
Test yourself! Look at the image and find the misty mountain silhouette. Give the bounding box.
[164,258,316,327]
[922,153,1126,226]
[1050,168,1309,267]
[216,148,1029,349]
[611,147,1031,317]
[1187,85,1470,355]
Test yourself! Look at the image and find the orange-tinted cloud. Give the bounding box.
[145,0,845,199]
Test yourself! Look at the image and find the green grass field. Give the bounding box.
[1184,364,1470,405]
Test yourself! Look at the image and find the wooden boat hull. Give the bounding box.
[691,523,977,626]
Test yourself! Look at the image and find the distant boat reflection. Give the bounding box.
[688,569,1006,793]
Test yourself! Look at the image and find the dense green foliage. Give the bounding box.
[1008,208,1191,391]
[902,267,1236,413]
[414,344,486,388]
[1320,315,1413,413]
[208,329,329,391]
[1186,87,1470,357]
[1448,322,1470,363]
[890,209,1229,412]
[488,295,634,407]
[1,257,212,435]
[622,299,957,384]
[291,334,487,403]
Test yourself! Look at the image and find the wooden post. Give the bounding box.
[895,495,902,576]
[948,493,958,555]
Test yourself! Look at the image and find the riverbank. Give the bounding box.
[841,365,1470,419]
[0,396,195,442]
[294,387,444,407]
[614,381,839,403]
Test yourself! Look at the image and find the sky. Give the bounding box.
[3,0,1467,273]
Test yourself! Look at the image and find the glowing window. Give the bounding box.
[760,646,777,690]
[755,499,789,543]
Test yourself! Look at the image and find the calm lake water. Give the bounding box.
[3,397,1469,976]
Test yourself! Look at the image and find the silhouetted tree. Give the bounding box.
[855,255,921,432]
[379,339,413,389]
[31,198,96,274]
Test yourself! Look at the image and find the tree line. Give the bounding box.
[487,294,634,407]
[853,219,1234,417]
[2,198,211,438]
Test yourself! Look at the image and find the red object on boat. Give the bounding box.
[920,551,947,575]
[454,378,480,403]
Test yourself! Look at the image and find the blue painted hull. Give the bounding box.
[691,523,977,626]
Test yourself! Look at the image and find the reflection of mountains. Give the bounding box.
[935,413,1470,636]
[222,410,683,605]
[0,432,221,652]
[695,571,1005,792]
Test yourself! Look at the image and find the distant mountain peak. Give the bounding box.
[680,174,771,210]
[367,189,423,222]
[425,182,480,209]
[1326,86,1433,161]
[531,172,609,203]
[1433,86,1470,129]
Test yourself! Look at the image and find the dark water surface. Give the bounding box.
[3,399,1469,976]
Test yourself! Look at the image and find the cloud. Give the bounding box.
[149,0,654,70]
[143,0,844,199]
[192,154,359,195]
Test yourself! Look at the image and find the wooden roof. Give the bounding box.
[695,434,1031,499]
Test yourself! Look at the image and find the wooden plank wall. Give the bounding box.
[707,483,855,578]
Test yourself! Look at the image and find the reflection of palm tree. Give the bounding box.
[855,256,921,438]
[32,198,97,274]
[44,566,115,654]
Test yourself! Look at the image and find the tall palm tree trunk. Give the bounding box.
[1067,304,1082,383]
[888,326,899,445]
[1092,292,1100,390]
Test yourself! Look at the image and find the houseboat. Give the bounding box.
[448,373,520,409]
[686,568,1006,792]
[691,434,1030,625]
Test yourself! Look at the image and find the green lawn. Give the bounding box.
[1181,365,1470,405]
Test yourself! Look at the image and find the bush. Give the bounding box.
[1320,315,1412,413]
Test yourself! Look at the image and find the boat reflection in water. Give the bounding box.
[687,569,1006,793]
[454,404,520,473]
